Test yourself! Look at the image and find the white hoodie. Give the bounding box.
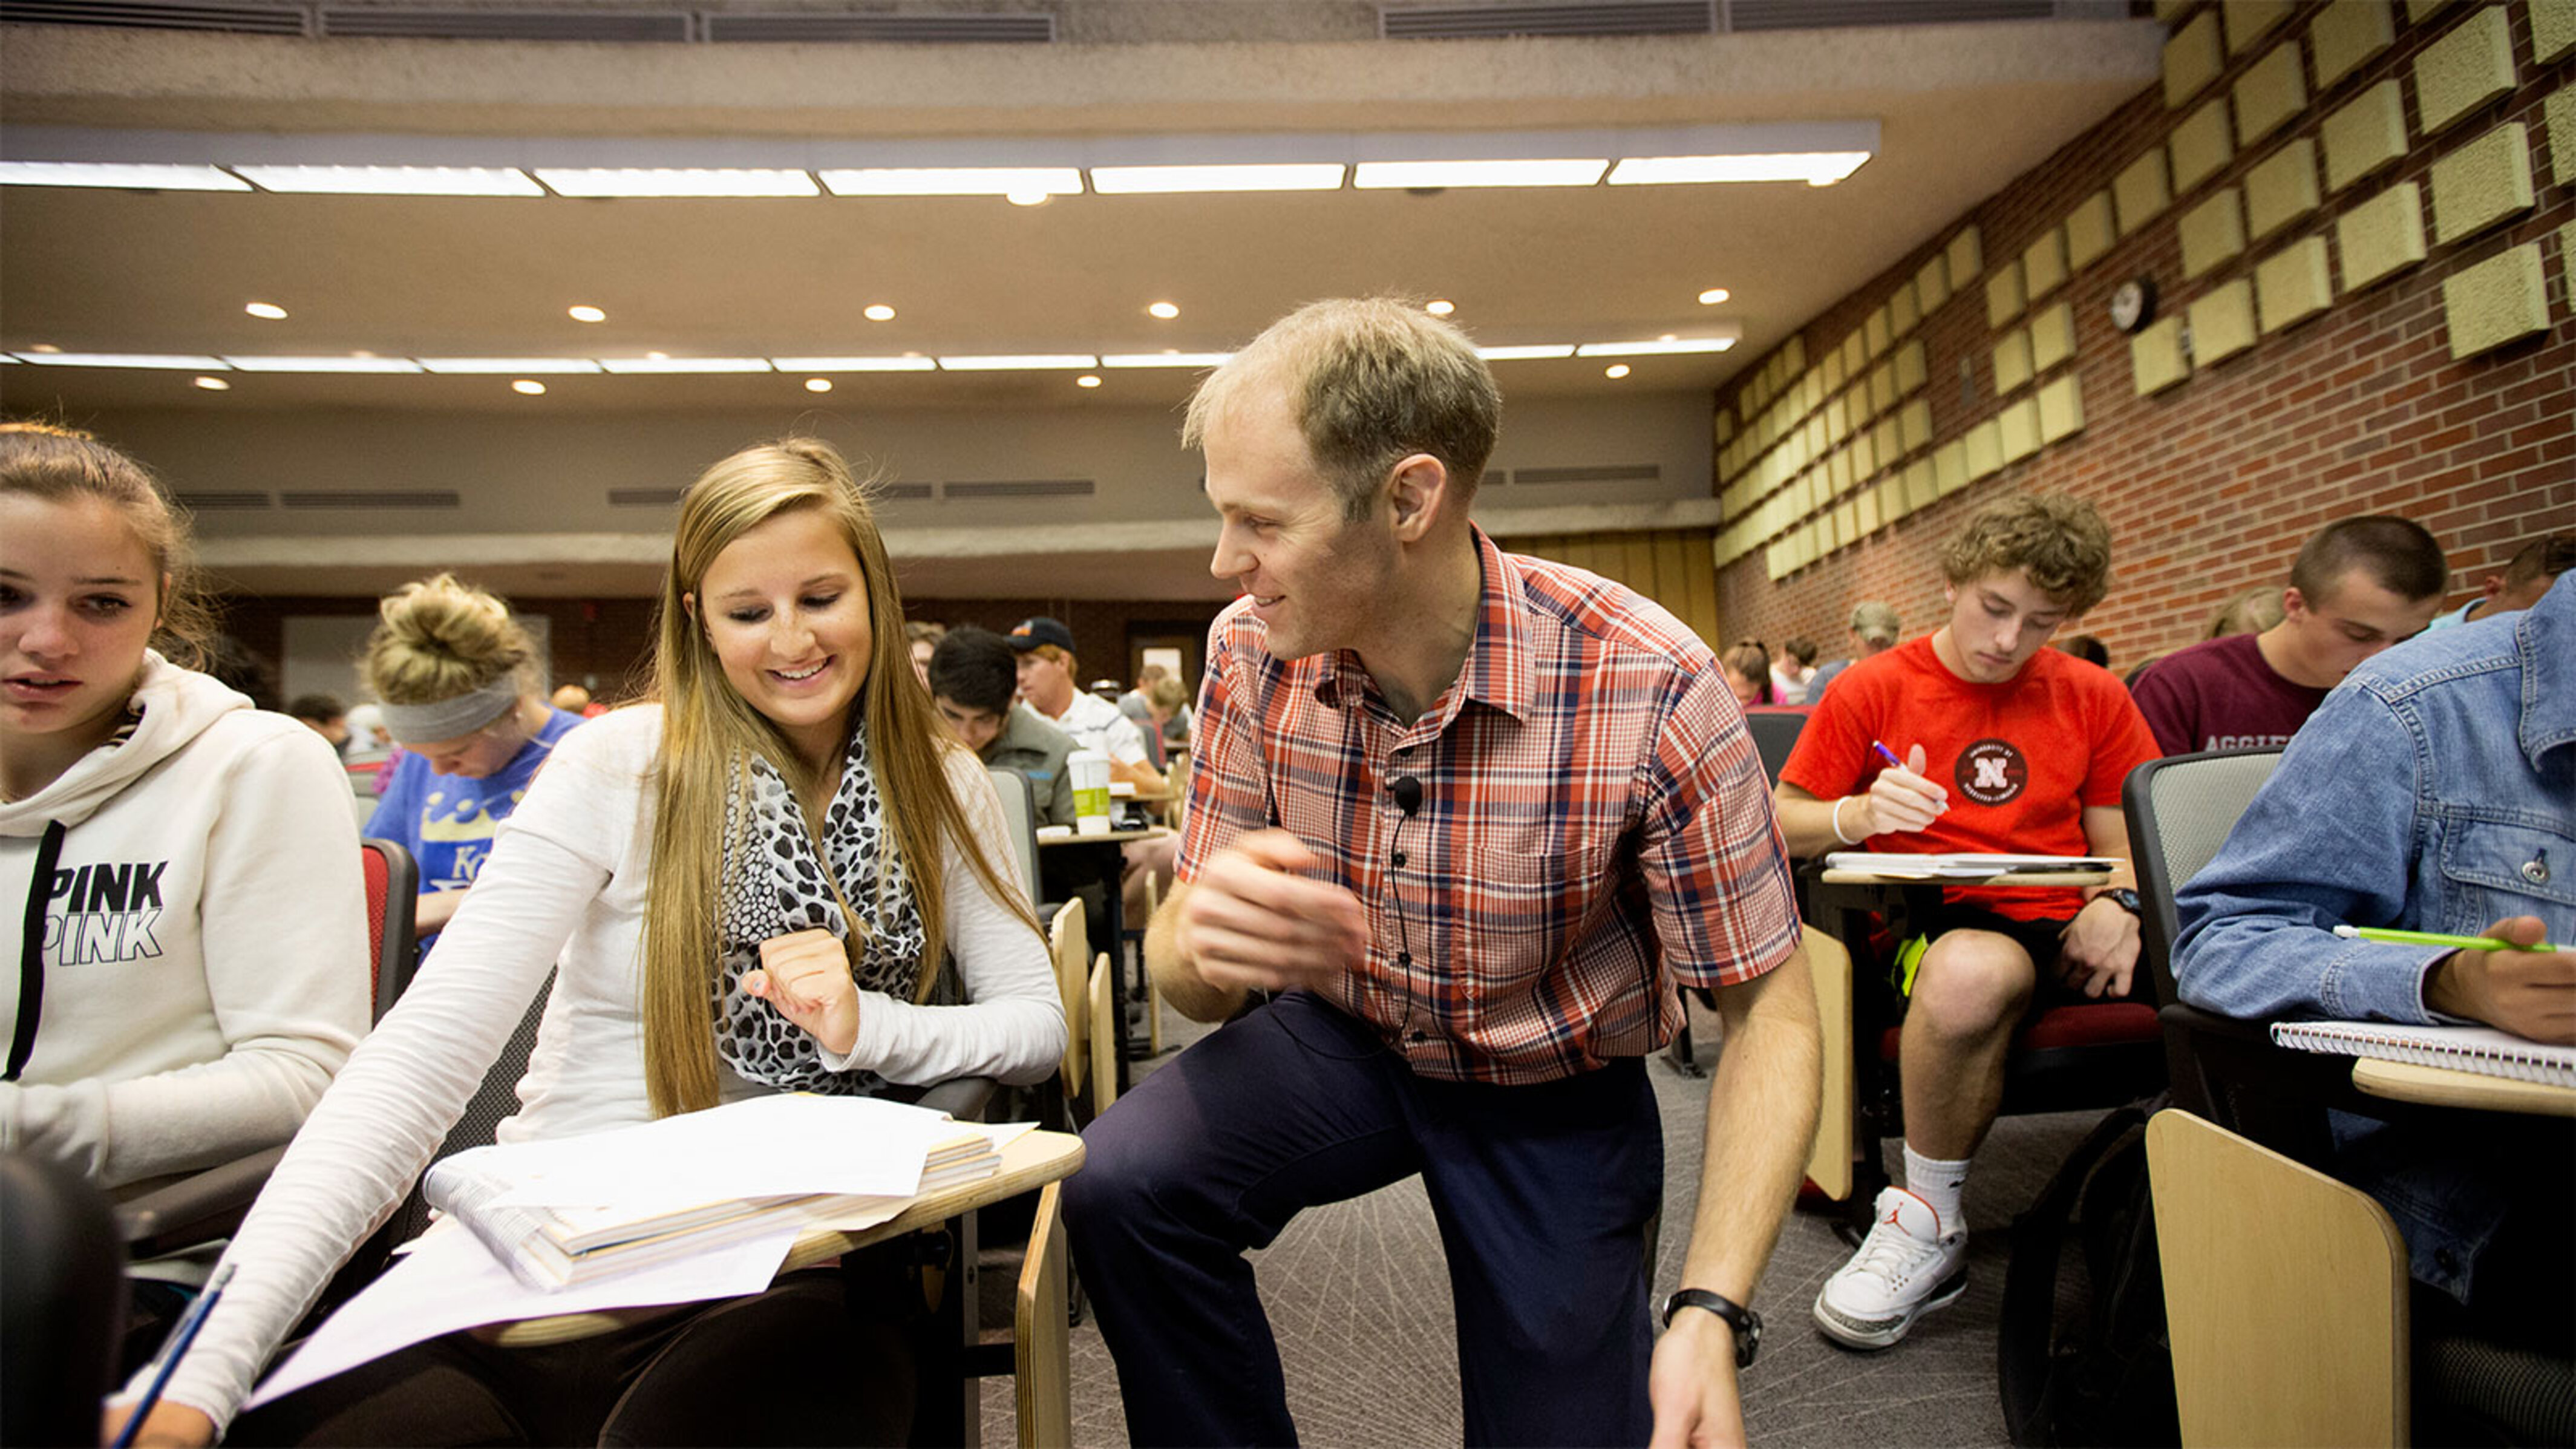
[0,654,369,1192]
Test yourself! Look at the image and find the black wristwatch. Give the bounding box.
[1660,1289,1762,1367]
[2100,887,2142,916]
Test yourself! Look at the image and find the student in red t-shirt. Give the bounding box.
[1773,492,2161,1352]
[2128,516,2447,755]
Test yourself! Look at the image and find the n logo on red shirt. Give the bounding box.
[1956,739,2028,806]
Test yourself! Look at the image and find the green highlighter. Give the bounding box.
[2332,924,2573,953]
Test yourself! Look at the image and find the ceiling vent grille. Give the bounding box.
[606,487,684,508]
[1381,2,1714,40]
[0,0,307,34]
[315,7,690,41]
[942,479,1093,500]
[278,488,463,509]
[1511,463,1661,485]
[880,482,935,500]
[703,11,1051,43]
[174,489,273,510]
[1724,0,2057,30]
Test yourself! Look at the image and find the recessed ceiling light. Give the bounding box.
[1607,152,1872,186]
[1076,375,1103,389]
[1087,163,1344,195]
[1351,159,1607,189]
[1148,301,1180,320]
[1425,299,1456,316]
[1698,288,1731,305]
[819,166,1082,198]
[232,165,542,197]
[512,379,548,395]
[804,378,832,393]
[1604,364,1632,379]
[568,304,607,323]
[245,302,288,320]
[1005,189,1053,207]
[646,350,670,361]
[0,162,249,192]
[27,344,60,353]
[532,168,820,198]
[194,376,231,391]
[863,304,897,322]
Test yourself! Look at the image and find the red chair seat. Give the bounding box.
[1875,1001,2160,1062]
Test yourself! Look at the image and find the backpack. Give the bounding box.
[1997,1094,2182,1448]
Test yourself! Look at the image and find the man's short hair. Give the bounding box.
[903,619,947,646]
[2503,531,2576,587]
[287,692,345,722]
[1182,297,1503,522]
[2287,516,2447,603]
[1939,493,2115,614]
[927,625,1016,715]
[1848,601,1901,644]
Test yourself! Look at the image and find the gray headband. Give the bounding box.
[380,676,520,744]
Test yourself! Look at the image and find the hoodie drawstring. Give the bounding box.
[7,819,67,1081]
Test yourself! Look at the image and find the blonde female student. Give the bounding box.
[0,425,368,1203]
[111,439,1065,1448]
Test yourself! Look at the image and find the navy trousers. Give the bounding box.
[1062,991,1664,1448]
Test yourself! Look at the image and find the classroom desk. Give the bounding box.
[489,1129,1087,1347]
[2350,1058,2576,1118]
[1037,826,1171,1085]
[1799,865,2120,1203]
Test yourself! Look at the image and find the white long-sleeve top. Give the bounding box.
[0,656,368,1192]
[150,704,1064,1430]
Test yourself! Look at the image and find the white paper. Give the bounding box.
[246,1221,800,1408]
[1824,851,2117,880]
[463,1093,959,1211]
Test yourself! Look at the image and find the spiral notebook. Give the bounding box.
[2268,1021,2576,1088]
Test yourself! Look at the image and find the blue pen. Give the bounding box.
[110,1264,234,1449]
[1869,740,1907,772]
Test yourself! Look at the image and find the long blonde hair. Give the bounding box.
[361,573,537,705]
[641,438,1040,1117]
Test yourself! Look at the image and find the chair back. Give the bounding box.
[1048,899,1090,1096]
[0,1152,124,1449]
[1740,707,1809,788]
[2122,748,2284,1007]
[359,837,420,1022]
[988,765,1043,908]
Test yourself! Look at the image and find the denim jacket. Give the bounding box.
[2174,574,2574,1300]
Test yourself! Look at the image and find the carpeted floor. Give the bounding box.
[979,996,2102,1448]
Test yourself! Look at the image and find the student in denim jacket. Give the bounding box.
[2175,573,2572,1354]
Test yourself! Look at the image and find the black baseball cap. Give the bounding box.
[1006,617,1076,653]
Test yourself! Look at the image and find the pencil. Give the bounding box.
[2332,924,2571,953]
[109,1264,234,1449]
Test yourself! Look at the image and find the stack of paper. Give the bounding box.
[1823,852,2120,879]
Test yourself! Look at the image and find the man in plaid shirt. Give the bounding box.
[1062,299,1822,1449]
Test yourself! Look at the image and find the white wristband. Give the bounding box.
[1830,794,1862,845]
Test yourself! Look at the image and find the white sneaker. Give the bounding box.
[1812,1186,1969,1350]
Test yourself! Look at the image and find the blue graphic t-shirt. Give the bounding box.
[367,707,584,903]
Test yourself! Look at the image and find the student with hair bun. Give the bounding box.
[0,423,368,1197]
[110,437,1062,1448]
[361,575,583,940]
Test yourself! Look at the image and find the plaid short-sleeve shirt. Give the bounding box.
[1177,530,1801,1085]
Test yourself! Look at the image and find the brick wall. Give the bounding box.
[1713,0,2573,676]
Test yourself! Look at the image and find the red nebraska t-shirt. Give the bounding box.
[2127,631,2329,756]
[1779,636,2162,921]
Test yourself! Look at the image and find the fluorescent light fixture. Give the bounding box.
[936,354,1100,371]
[770,356,937,373]
[1474,344,1577,361]
[15,353,229,369]
[819,167,1082,197]
[1088,164,1344,195]
[1576,338,1737,356]
[0,162,249,191]
[533,168,820,198]
[596,357,773,374]
[232,165,542,197]
[1352,159,1607,189]
[417,357,603,374]
[1100,353,1232,369]
[220,355,424,373]
[1608,152,1872,186]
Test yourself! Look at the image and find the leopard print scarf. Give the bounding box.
[713,722,925,1094]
